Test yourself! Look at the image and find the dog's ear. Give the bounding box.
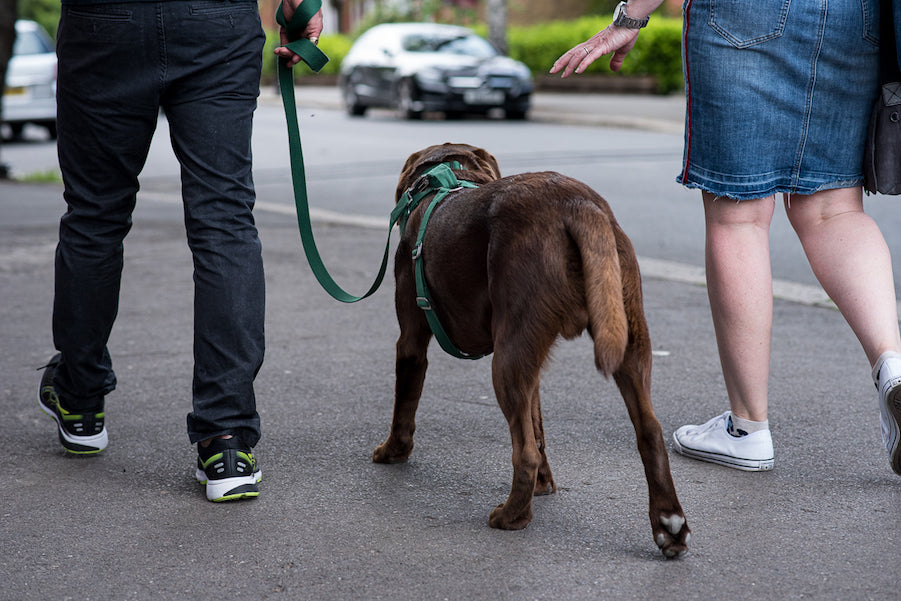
[437,144,502,181]
[470,148,501,180]
[396,149,426,203]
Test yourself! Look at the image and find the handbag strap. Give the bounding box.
[880,0,901,84]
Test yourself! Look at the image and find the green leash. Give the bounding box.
[276,3,483,358]
[277,0,391,303]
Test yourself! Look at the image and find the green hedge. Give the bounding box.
[18,0,60,40]
[268,14,683,94]
[504,16,683,94]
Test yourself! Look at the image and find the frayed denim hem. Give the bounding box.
[676,174,864,202]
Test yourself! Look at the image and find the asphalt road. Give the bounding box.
[2,88,900,601]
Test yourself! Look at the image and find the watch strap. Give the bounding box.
[613,2,650,29]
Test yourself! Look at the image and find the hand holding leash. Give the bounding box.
[274,0,326,69]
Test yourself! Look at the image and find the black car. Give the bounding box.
[339,23,532,120]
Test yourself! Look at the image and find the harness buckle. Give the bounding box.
[416,296,432,310]
[412,242,423,260]
[412,175,433,195]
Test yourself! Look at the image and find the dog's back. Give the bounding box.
[417,171,630,374]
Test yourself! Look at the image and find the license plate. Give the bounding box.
[463,89,504,105]
[4,87,26,96]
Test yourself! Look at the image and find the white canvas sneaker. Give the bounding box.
[872,355,901,475]
[673,411,774,471]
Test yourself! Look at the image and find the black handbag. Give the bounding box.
[864,0,901,195]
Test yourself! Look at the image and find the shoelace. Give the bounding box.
[686,413,728,440]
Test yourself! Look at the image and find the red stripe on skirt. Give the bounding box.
[681,0,693,183]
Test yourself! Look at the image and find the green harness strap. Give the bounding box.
[276,3,482,358]
[407,164,483,360]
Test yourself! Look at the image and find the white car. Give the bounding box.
[3,20,57,140]
[340,23,532,120]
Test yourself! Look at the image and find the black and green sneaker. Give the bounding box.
[38,354,108,454]
[195,436,261,502]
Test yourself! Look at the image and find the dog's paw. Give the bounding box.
[534,466,556,496]
[372,439,413,464]
[533,478,556,496]
[488,503,533,530]
[653,512,690,559]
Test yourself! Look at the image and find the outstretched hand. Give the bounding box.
[550,25,640,78]
[274,0,324,68]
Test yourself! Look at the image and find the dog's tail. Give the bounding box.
[566,203,629,377]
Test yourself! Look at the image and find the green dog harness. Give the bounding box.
[396,162,484,360]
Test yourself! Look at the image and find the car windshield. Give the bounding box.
[13,31,52,56]
[402,33,497,58]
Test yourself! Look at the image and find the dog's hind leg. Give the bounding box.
[613,347,689,558]
[488,328,556,530]
[531,389,556,496]
[373,268,432,464]
[612,248,690,558]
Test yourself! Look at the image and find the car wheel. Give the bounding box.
[343,83,367,117]
[43,120,58,139]
[505,109,528,120]
[396,80,423,120]
[8,123,24,140]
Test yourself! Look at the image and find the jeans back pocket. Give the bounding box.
[63,6,134,43]
[861,0,879,46]
[709,0,791,48]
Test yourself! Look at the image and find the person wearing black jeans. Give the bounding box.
[38,0,322,502]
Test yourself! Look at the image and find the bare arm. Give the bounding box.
[550,0,665,78]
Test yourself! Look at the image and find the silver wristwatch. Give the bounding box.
[612,1,650,29]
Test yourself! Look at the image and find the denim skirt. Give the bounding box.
[678,0,881,200]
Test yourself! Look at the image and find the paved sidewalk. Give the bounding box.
[2,89,899,601]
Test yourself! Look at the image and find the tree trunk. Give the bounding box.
[486,0,506,55]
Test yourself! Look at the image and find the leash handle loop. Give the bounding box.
[276,0,329,73]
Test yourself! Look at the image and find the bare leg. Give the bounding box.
[704,192,775,421]
[785,188,901,365]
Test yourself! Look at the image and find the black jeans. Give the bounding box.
[53,0,266,446]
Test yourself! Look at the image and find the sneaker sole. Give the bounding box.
[195,468,262,502]
[38,393,108,455]
[883,380,901,475]
[672,435,774,472]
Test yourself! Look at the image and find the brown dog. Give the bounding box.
[373,143,689,558]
